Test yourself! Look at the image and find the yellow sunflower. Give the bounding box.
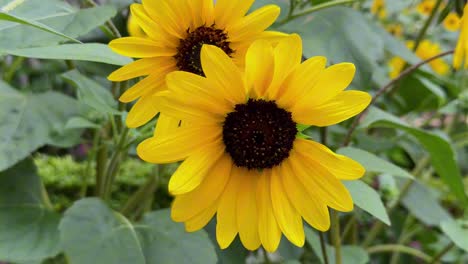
[443,12,461,32]
[108,0,284,128]
[127,14,147,38]
[417,0,436,16]
[371,0,387,19]
[388,56,405,79]
[137,35,371,251]
[454,4,468,69]
[386,24,403,38]
[413,40,450,75]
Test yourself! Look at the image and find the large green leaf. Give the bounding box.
[338,147,413,179]
[59,198,146,264]
[305,227,369,264]
[62,70,120,115]
[0,158,61,262]
[401,180,452,227]
[0,80,80,171]
[5,43,132,65]
[440,219,468,252]
[0,4,116,49]
[360,107,468,206]
[278,6,384,88]
[344,180,390,225]
[139,209,218,264]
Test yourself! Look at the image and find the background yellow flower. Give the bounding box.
[454,4,468,69]
[443,12,461,32]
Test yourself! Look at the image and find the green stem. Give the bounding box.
[341,214,356,242]
[429,242,455,264]
[40,179,53,210]
[319,232,330,264]
[121,165,160,216]
[95,142,108,197]
[103,127,129,200]
[277,0,357,25]
[412,0,444,52]
[390,216,415,264]
[367,244,432,262]
[3,56,25,82]
[331,210,342,264]
[84,0,121,39]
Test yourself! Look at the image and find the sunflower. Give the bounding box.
[137,35,371,251]
[108,0,284,128]
[371,0,387,19]
[127,14,147,38]
[388,56,405,79]
[417,0,436,16]
[443,12,461,32]
[386,24,403,38]
[454,4,468,70]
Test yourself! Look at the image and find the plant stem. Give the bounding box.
[342,50,454,146]
[429,242,455,264]
[331,210,342,264]
[95,142,108,197]
[341,214,356,242]
[84,0,121,39]
[319,232,330,264]
[367,244,432,262]
[121,165,160,216]
[412,0,444,52]
[390,216,415,264]
[277,0,357,25]
[102,127,129,200]
[40,179,53,210]
[3,56,25,82]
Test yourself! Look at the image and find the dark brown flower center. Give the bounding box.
[174,25,233,76]
[222,99,297,170]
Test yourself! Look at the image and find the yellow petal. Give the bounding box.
[294,139,365,180]
[119,73,169,103]
[108,57,175,82]
[293,90,371,126]
[290,148,354,212]
[130,4,178,47]
[293,63,356,110]
[169,140,225,195]
[200,45,246,104]
[237,168,261,251]
[189,0,214,27]
[154,114,180,137]
[255,30,289,43]
[281,158,330,231]
[109,37,176,58]
[270,168,305,247]
[137,125,221,163]
[214,0,254,29]
[125,96,159,128]
[256,171,281,252]
[227,5,280,42]
[142,0,189,39]
[245,40,274,97]
[266,34,302,100]
[217,165,242,249]
[156,95,224,124]
[184,201,218,232]
[172,154,231,221]
[276,56,326,109]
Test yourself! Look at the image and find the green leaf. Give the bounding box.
[0,158,61,262]
[305,227,369,264]
[400,180,452,226]
[205,220,248,264]
[440,219,468,252]
[59,198,146,264]
[0,11,81,43]
[279,6,384,88]
[0,80,80,171]
[344,180,391,225]
[62,70,120,115]
[361,107,468,206]
[0,5,116,49]
[338,147,413,179]
[5,43,132,65]
[65,117,101,130]
[139,209,218,264]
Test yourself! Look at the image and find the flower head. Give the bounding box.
[386,24,403,37]
[443,12,461,32]
[417,0,436,16]
[454,4,468,69]
[127,14,147,38]
[137,35,371,252]
[371,0,387,19]
[108,0,284,128]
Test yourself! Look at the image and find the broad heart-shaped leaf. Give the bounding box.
[400,179,452,227]
[59,198,146,264]
[278,6,384,89]
[0,12,80,43]
[440,219,468,252]
[62,70,120,115]
[0,5,116,49]
[360,107,468,206]
[344,180,391,225]
[4,43,132,65]
[337,147,413,179]
[305,227,369,264]
[0,80,80,171]
[139,209,218,264]
[0,158,61,262]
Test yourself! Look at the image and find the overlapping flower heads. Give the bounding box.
[136,35,371,251]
